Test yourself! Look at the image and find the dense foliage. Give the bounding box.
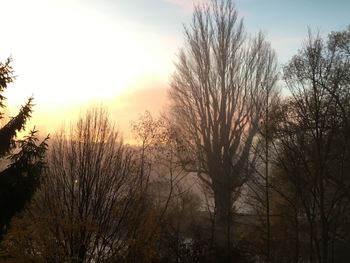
[0,57,48,242]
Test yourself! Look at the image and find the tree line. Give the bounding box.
[0,0,349,262]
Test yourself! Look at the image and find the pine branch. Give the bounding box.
[0,97,33,157]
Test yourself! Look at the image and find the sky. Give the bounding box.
[0,0,349,138]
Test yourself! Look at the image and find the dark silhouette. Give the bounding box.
[272,29,350,263]
[0,57,48,241]
[0,6,350,263]
[168,0,278,256]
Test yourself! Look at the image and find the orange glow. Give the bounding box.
[1,0,176,138]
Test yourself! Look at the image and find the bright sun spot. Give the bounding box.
[0,0,174,132]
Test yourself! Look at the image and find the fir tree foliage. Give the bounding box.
[0,57,49,240]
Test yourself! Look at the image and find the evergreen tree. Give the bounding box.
[0,57,48,240]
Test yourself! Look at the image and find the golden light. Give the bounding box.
[1,0,176,135]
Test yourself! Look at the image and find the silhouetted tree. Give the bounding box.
[169,0,278,254]
[129,111,193,262]
[1,108,147,262]
[272,29,350,263]
[0,57,48,241]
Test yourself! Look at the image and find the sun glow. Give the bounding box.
[1,0,175,134]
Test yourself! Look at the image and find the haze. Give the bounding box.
[1,0,349,137]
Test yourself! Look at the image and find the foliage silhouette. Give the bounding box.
[0,57,48,241]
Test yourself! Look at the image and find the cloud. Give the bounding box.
[163,0,208,12]
[28,83,170,141]
[111,84,169,137]
[269,36,304,64]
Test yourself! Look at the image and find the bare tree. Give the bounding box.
[274,29,350,263]
[169,0,278,251]
[9,108,144,262]
[128,111,192,262]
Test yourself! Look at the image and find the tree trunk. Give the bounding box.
[294,210,300,263]
[213,182,233,251]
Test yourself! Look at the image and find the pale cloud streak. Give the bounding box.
[1,0,176,135]
[163,0,208,12]
[269,36,304,64]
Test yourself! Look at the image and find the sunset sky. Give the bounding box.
[0,0,349,138]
